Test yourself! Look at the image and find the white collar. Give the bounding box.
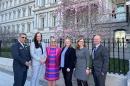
[95,44,100,48]
[18,40,24,47]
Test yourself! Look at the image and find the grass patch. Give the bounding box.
[0,52,12,58]
[1,47,11,52]
[0,48,11,58]
[109,58,129,75]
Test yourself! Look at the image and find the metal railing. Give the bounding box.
[0,38,129,75]
[42,38,129,75]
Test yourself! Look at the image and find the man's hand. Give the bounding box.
[66,68,70,72]
[101,72,105,76]
[25,60,32,67]
[28,60,32,66]
[25,61,30,67]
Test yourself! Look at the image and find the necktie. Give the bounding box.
[93,47,96,59]
[23,44,26,48]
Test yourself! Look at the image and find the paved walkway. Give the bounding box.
[0,57,128,86]
[0,71,31,86]
[0,57,95,86]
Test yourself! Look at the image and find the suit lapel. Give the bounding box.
[94,45,102,58]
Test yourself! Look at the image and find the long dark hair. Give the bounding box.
[34,32,42,48]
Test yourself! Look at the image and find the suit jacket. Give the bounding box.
[30,42,47,66]
[11,40,31,71]
[61,46,76,69]
[92,44,109,74]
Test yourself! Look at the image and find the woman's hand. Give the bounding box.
[40,58,46,64]
[86,69,90,75]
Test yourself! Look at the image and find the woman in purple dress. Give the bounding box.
[45,38,61,86]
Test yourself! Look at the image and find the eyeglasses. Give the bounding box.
[21,37,27,39]
[52,41,56,42]
[79,41,84,42]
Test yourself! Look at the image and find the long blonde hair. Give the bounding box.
[64,36,72,47]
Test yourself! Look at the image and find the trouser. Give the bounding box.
[30,64,45,86]
[92,70,106,86]
[77,79,88,86]
[62,68,73,86]
[13,68,27,86]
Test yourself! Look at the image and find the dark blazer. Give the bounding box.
[61,46,76,69]
[92,44,109,74]
[11,40,31,71]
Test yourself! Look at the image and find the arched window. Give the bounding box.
[18,9,21,18]
[0,27,2,34]
[1,14,3,21]
[9,12,11,20]
[5,13,7,21]
[52,16,56,27]
[22,8,26,17]
[4,26,6,34]
[13,10,16,19]
[28,6,32,16]
[2,2,4,9]
[0,3,1,10]
[10,0,13,7]
[12,25,15,33]
[22,23,25,32]
[6,1,8,9]
[14,0,17,6]
[27,22,31,33]
[17,24,20,33]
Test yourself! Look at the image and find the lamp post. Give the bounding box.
[126,1,130,84]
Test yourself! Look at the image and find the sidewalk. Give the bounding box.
[0,57,95,86]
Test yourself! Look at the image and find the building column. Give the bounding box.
[16,10,18,19]
[45,0,50,6]
[15,25,17,33]
[37,15,40,29]
[12,0,15,7]
[11,11,13,20]
[30,21,33,32]
[34,14,38,29]
[47,12,49,28]
[27,6,29,16]
[35,0,38,7]
[25,23,27,33]
[0,15,1,22]
[46,12,49,28]
[25,7,28,17]
[21,8,23,17]
[57,11,60,26]
[19,24,22,33]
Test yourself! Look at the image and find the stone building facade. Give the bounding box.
[0,0,129,42]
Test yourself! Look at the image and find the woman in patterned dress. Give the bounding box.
[45,38,61,86]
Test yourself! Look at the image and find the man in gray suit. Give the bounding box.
[92,35,109,86]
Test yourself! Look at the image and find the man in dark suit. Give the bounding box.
[11,33,31,86]
[92,35,109,86]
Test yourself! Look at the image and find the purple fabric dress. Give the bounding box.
[45,47,61,81]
